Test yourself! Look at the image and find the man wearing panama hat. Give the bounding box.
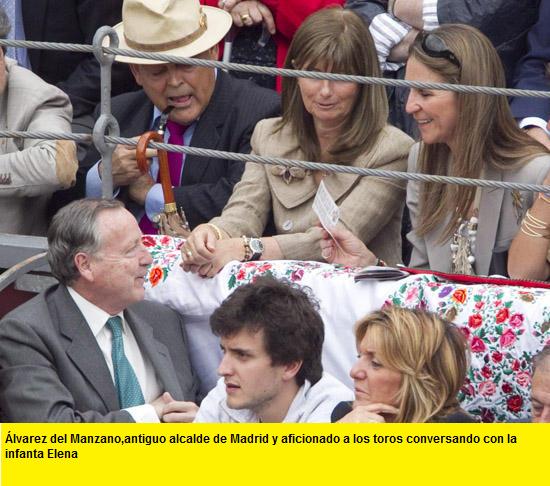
[71,0,279,230]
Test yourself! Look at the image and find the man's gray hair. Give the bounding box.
[47,198,124,285]
[0,6,11,49]
[533,346,550,373]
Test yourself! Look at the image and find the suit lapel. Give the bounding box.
[125,308,184,400]
[185,72,230,184]
[475,166,504,275]
[53,286,120,411]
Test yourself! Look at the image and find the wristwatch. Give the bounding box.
[242,236,264,261]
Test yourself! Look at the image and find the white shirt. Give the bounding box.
[67,287,162,422]
[194,373,354,423]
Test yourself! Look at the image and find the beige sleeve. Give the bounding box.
[209,121,272,238]
[0,83,76,197]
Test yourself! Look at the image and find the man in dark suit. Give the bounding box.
[22,0,137,119]
[56,0,280,230]
[0,198,200,422]
[511,0,550,151]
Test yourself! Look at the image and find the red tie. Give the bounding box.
[139,121,188,234]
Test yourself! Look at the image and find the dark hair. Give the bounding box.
[210,276,324,386]
[279,7,387,164]
[0,7,11,53]
[47,198,124,285]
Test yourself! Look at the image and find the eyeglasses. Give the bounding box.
[420,32,461,68]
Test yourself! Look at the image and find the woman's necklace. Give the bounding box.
[450,188,481,275]
[450,213,478,275]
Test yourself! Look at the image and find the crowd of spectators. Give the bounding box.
[1,0,550,423]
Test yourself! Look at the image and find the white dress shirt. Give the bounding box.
[67,287,162,422]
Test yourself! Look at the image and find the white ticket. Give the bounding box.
[312,180,340,234]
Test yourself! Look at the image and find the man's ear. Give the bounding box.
[129,64,143,86]
[208,44,219,60]
[74,252,94,283]
[282,360,303,382]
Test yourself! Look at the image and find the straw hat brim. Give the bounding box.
[108,6,232,64]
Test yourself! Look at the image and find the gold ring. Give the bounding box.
[240,13,251,22]
[186,250,193,258]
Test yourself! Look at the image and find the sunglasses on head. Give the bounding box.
[420,32,461,68]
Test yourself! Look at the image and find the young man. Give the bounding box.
[194,277,353,423]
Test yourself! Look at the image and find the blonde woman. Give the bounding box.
[335,306,474,423]
[181,7,412,276]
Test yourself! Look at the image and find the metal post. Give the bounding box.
[92,26,120,198]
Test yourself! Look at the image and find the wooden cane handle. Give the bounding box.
[136,131,162,174]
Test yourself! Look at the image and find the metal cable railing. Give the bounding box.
[3,129,550,194]
[1,31,550,198]
[2,38,550,98]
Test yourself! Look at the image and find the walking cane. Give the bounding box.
[136,106,191,237]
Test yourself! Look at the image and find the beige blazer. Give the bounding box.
[210,117,413,264]
[407,143,550,275]
[0,58,77,235]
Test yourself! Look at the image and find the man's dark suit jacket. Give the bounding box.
[53,71,280,229]
[22,0,137,118]
[0,285,200,422]
[511,0,550,121]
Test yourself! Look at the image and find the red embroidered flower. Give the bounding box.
[160,235,171,246]
[290,269,304,282]
[480,408,495,423]
[470,336,486,353]
[258,263,272,273]
[468,314,483,329]
[511,359,520,372]
[499,329,516,348]
[142,235,156,247]
[481,365,492,379]
[148,266,163,287]
[236,269,246,280]
[516,371,531,388]
[491,351,503,363]
[452,289,467,304]
[501,383,513,394]
[507,395,523,413]
[460,326,471,340]
[479,381,496,397]
[496,307,510,324]
[475,301,485,310]
[509,313,524,328]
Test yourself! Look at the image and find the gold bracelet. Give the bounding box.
[539,192,550,205]
[521,209,550,238]
[206,223,223,240]
[520,225,545,238]
[525,209,549,229]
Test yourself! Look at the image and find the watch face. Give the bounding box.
[250,238,264,253]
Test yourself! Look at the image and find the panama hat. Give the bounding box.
[110,0,232,64]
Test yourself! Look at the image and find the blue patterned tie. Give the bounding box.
[106,316,145,408]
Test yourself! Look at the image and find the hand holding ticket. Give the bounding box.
[312,180,340,236]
